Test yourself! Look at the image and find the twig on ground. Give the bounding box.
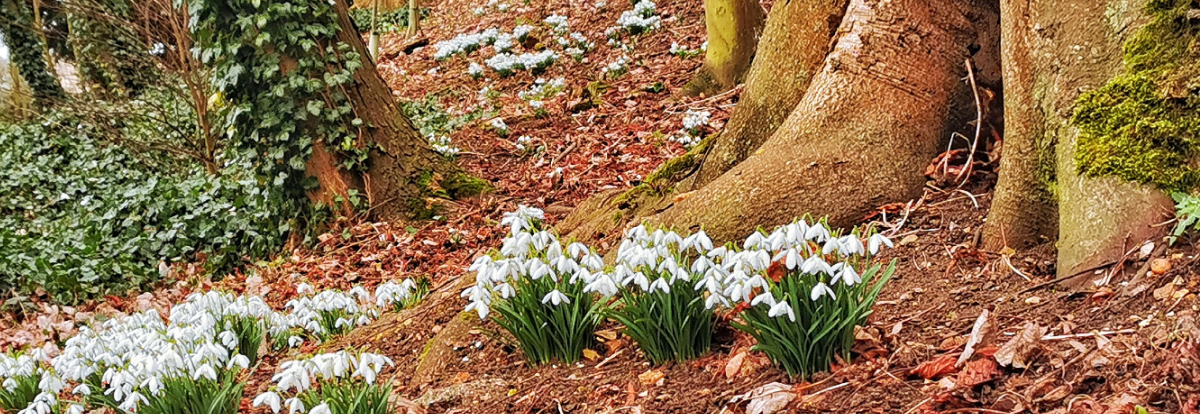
[955,61,983,186]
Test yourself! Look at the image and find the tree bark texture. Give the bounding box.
[1022,0,1172,285]
[312,0,470,222]
[684,0,849,190]
[644,0,988,243]
[0,0,65,108]
[682,0,765,97]
[982,0,1057,250]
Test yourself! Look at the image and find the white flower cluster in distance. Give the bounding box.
[462,206,605,319]
[467,62,484,78]
[670,109,711,147]
[514,135,533,151]
[253,350,394,414]
[432,28,500,59]
[518,78,566,101]
[602,55,629,77]
[544,14,569,33]
[428,135,460,157]
[485,50,559,76]
[615,0,661,33]
[490,118,509,133]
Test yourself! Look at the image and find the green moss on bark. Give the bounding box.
[443,172,491,198]
[1072,0,1200,192]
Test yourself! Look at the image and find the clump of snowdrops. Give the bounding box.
[603,225,720,365]
[254,350,394,414]
[726,218,895,378]
[462,206,606,365]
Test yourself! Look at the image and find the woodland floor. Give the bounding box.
[3,0,1199,413]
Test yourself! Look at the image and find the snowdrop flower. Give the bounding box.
[490,118,508,133]
[648,278,672,294]
[544,14,569,32]
[310,403,332,414]
[810,282,836,301]
[868,233,894,254]
[66,404,84,414]
[467,62,484,77]
[750,291,777,308]
[286,397,306,414]
[681,109,710,130]
[254,392,283,413]
[768,300,796,322]
[542,290,570,306]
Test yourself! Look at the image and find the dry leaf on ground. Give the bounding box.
[958,309,994,367]
[913,354,959,379]
[742,382,796,414]
[995,322,1046,369]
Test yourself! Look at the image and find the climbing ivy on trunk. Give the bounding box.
[0,0,65,108]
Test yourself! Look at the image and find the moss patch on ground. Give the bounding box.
[1072,0,1200,192]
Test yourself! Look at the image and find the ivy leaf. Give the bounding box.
[306,100,323,116]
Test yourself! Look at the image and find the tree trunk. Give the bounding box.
[567,0,989,245]
[999,0,1172,286]
[328,0,483,222]
[681,0,765,97]
[406,0,419,37]
[0,0,65,108]
[683,0,849,190]
[981,0,1057,250]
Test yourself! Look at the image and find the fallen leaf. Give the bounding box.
[958,309,994,367]
[452,372,470,383]
[596,330,618,341]
[726,351,746,379]
[900,234,919,246]
[582,349,600,361]
[913,354,959,379]
[744,382,796,414]
[1154,283,1177,300]
[995,322,1046,369]
[638,369,664,386]
[956,358,999,388]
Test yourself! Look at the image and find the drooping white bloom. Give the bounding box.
[810,282,836,301]
[868,233,894,255]
[768,300,796,322]
[541,289,570,306]
[254,391,283,413]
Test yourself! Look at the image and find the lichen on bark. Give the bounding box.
[1072,0,1200,192]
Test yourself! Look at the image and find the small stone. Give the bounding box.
[1024,296,1042,305]
[1151,258,1172,274]
[1139,242,1155,260]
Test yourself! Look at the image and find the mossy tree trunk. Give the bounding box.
[0,0,65,108]
[681,0,765,97]
[988,0,1172,286]
[564,0,993,244]
[313,0,481,222]
[683,0,849,190]
[981,0,1057,250]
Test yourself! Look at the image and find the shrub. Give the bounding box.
[604,225,717,365]
[726,219,895,378]
[254,350,394,414]
[0,107,294,304]
[462,206,606,365]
